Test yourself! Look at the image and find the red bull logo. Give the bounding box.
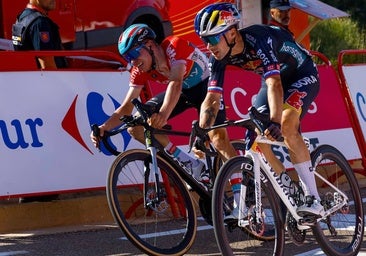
[220,10,232,21]
[285,89,307,111]
[219,10,238,25]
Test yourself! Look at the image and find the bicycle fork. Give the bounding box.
[143,146,162,209]
[235,154,264,229]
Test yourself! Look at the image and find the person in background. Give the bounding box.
[268,0,293,36]
[12,0,67,69]
[91,23,216,187]
[194,3,324,221]
[12,0,65,203]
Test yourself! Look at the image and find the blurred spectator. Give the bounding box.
[268,0,293,36]
[12,0,64,203]
[12,0,67,69]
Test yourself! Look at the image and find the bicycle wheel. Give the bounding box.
[212,155,285,255]
[310,144,364,256]
[106,149,197,256]
[211,140,278,242]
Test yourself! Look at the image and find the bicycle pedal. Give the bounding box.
[299,215,317,226]
[224,218,237,225]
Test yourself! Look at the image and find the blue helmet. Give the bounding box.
[118,23,156,56]
[194,3,241,37]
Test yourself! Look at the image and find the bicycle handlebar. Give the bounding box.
[91,99,280,156]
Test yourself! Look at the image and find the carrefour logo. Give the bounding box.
[0,92,131,156]
[62,92,132,155]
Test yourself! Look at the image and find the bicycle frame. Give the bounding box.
[240,135,350,227]
[143,126,213,204]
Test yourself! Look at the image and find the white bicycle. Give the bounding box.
[211,106,364,255]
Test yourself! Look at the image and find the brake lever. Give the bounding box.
[188,120,199,153]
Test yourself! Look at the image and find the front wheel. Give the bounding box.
[212,156,285,255]
[310,145,364,256]
[106,149,197,256]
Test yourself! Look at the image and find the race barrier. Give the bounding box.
[0,49,363,198]
[338,50,366,170]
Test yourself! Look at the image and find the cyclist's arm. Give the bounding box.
[199,91,221,129]
[149,61,186,128]
[102,86,142,131]
[90,86,142,147]
[265,75,283,123]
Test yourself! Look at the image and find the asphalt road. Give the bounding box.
[1,188,366,256]
[1,216,366,256]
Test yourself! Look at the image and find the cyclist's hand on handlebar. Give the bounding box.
[264,121,284,142]
[90,125,107,149]
[148,112,168,129]
[192,137,208,159]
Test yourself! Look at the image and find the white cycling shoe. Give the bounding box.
[297,195,325,218]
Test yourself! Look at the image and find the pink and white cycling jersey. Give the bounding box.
[129,35,209,89]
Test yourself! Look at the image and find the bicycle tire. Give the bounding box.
[310,144,364,256]
[212,155,285,256]
[106,149,197,256]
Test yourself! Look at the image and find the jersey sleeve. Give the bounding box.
[129,66,145,88]
[161,36,210,89]
[207,56,226,95]
[244,26,281,79]
[161,36,189,67]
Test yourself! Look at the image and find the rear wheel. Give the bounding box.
[310,145,364,256]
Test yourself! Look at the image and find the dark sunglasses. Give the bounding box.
[123,44,144,62]
[201,31,226,46]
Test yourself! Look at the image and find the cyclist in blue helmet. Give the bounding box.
[91,23,223,186]
[194,3,324,220]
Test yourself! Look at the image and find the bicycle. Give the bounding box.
[92,98,248,256]
[211,106,365,255]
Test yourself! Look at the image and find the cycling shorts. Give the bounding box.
[145,78,227,125]
[254,67,320,120]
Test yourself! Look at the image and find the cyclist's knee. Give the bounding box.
[281,118,300,139]
[210,134,229,152]
[281,124,298,139]
[127,126,144,141]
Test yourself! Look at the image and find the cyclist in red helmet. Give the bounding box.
[91,23,226,185]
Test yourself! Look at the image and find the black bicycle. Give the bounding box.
[92,98,248,255]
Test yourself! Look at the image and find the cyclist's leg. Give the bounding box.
[208,127,237,161]
[282,73,322,217]
[257,142,285,174]
[148,90,206,177]
[253,79,286,174]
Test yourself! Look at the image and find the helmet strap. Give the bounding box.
[222,34,236,61]
[146,44,156,71]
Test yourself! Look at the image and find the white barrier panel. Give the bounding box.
[0,71,142,197]
[341,65,366,140]
[0,70,361,197]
